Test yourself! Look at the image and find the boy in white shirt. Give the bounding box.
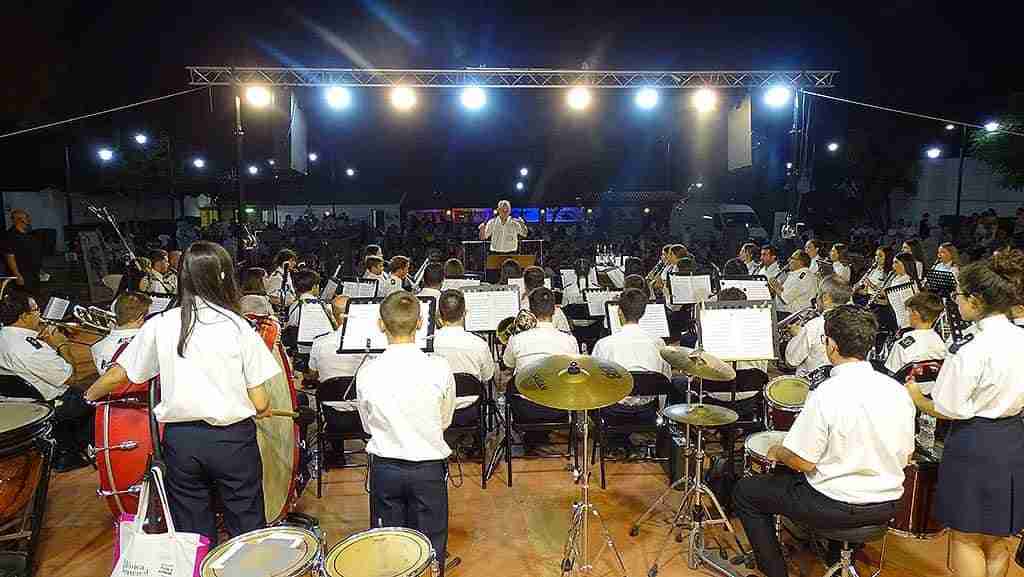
[884,291,947,383]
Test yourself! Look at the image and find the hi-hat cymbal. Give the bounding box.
[659,347,736,382]
[662,403,739,427]
[515,355,634,411]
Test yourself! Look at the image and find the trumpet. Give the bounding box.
[496,310,538,345]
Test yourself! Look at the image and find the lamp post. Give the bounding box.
[954,124,967,240]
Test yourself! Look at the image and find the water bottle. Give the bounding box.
[917,413,936,449]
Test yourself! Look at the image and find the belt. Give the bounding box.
[372,455,447,466]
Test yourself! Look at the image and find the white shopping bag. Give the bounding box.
[111,466,210,577]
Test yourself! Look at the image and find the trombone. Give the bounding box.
[41,305,116,337]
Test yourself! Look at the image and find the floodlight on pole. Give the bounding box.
[97,148,114,162]
[346,167,356,177]
[133,133,148,145]
[460,86,486,110]
[984,121,1000,133]
[764,86,792,108]
[192,158,206,169]
[515,181,524,191]
[245,86,272,108]
[519,167,529,177]
[567,87,592,111]
[635,88,659,109]
[268,159,275,166]
[926,147,942,159]
[391,86,417,111]
[827,142,840,152]
[308,153,318,162]
[945,124,956,131]
[325,86,352,109]
[247,165,259,175]
[692,88,717,113]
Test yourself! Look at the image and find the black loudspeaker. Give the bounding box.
[659,428,689,489]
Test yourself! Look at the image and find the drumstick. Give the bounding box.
[270,409,299,418]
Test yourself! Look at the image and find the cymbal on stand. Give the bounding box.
[514,355,634,411]
[661,403,739,427]
[660,347,736,382]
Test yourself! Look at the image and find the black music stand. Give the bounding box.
[924,269,956,296]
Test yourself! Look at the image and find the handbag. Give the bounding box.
[111,466,210,577]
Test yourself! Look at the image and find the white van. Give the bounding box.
[670,201,769,243]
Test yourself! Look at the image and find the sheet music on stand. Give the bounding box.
[461,285,521,332]
[147,295,174,316]
[41,297,70,321]
[668,273,713,305]
[339,297,436,353]
[719,276,772,301]
[584,289,621,317]
[886,282,918,329]
[924,269,957,296]
[560,269,599,304]
[341,278,378,298]
[322,278,339,301]
[507,277,550,295]
[297,300,336,346]
[698,300,777,361]
[440,278,482,292]
[606,302,670,338]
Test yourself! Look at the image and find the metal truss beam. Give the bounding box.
[186,67,837,89]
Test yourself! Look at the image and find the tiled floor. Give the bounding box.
[20,455,1024,577]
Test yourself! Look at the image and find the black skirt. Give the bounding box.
[935,415,1024,535]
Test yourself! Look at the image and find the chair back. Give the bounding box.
[0,374,45,401]
[628,372,673,397]
[453,373,485,398]
[701,368,768,394]
[316,376,356,403]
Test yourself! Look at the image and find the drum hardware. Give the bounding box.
[324,527,436,577]
[515,355,632,576]
[96,485,142,498]
[0,402,56,574]
[763,376,810,431]
[496,309,538,345]
[660,347,736,382]
[87,440,138,457]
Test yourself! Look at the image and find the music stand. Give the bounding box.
[924,269,956,297]
[337,297,436,354]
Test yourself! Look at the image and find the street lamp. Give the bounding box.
[519,167,529,177]
[984,121,1001,133]
[827,142,840,153]
[926,147,942,159]
[97,148,114,162]
[192,158,206,169]
[133,133,148,145]
[308,153,318,162]
[346,167,356,177]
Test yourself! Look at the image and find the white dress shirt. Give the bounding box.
[520,295,572,333]
[745,260,759,275]
[240,294,275,317]
[91,327,140,374]
[783,361,915,504]
[0,326,72,401]
[832,262,851,284]
[808,258,820,275]
[757,261,781,281]
[309,328,366,411]
[433,325,496,410]
[502,322,580,369]
[777,268,817,313]
[884,328,947,388]
[785,314,829,378]
[266,267,296,307]
[932,315,1024,419]
[482,216,528,253]
[116,299,281,426]
[592,324,671,406]
[357,343,456,461]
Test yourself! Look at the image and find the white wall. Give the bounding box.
[3,189,68,250]
[891,158,1024,219]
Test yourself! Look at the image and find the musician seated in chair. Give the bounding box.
[266,248,298,308]
[622,274,649,298]
[523,266,571,334]
[0,291,92,472]
[883,291,946,381]
[771,250,817,323]
[91,292,152,374]
[733,306,915,577]
[286,269,322,328]
[433,290,496,454]
[418,263,444,301]
[785,275,851,378]
[502,287,580,454]
[591,288,671,459]
[382,255,417,297]
[239,268,274,317]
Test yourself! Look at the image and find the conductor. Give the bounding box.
[478,200,528,255]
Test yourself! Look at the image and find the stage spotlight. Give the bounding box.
[695,182,704,189]
[515,181,524,191]
[643,207,651,214]
[97,148,114,162]
[567,87,592,111]
[586,208,593,215]
[346,167,356,177]
[268,159,275,166]
[786,162,793,170]
[326,86,352,109]
[945,124,956,131]
[827,142,840,152]
[926,147,942,159]
[308,153,318,162]
[460,86,486,110]
[192,158,205,169]
[692,88,717,113]
[764,86,792,108]
[133,133,148,145]
[984,121,1000,133]
[520,167,529,177]
[540,208,546,214]
[247,165,259,175]
[635,88,659,110]
[391,86,417,111]
[246,86,272,108]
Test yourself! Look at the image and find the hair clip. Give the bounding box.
[221,271,226,280]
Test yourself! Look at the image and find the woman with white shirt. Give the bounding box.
[86,241,281,545]
[829,243,852,284]
[906,258,1024,577]
[901,239,927,278]
[853,246,893,306]
[933,242,961,280]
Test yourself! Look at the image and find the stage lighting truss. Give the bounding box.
[187,67,837,90]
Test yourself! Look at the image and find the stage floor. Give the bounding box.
[30,455,1021,577]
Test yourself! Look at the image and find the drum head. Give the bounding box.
[200,527,319,577]
[744,431,787,459]
[765,377,810,409]
[0,403,53,444]
[325,528,433,577]
[256,345,299,524]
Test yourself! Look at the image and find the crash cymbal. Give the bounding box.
[659,347,736,382]
[662,403,739,428]
[515,355,634,411]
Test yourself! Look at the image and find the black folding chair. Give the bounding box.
[312,376,369,498]
[445,373,490,489]
[489,378,577,487]
[591,371,673,489]
[0,374,45,401]
[701,368,769,473]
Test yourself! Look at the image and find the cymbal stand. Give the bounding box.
[560,408,628,576]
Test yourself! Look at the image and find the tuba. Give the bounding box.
[776,306,820,365]
[496,310,538,345]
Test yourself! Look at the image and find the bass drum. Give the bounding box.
[891,460,945,539]
[0,402,53,524]
[248,314,301,525]
[94,395,156,517]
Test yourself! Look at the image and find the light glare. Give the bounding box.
[460,86,486,110]
[926,147,942,159]
[635,88,659,109]
[247,165,259,175]
[827,142,840,152]
[692,88,717,113]
[133,133,148,145]
[245,86,272,108]
[391,86,417,111]
[192,158,205,169]
[764,86,792,108]
[346,167,356,177]
[515,182,524,191]
[567,87,592,111]
[984,121,1000,133]
[520,167,529,177]
[97,148,114,162]
[945,124,956,131]
[325,86,352,109]
[308,153,318,162]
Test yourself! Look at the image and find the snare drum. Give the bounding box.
[324,527,436,577]
[0,402,53,524]
[764,376,810,431]
[890,460,945,539]
[743,431,787,477]
[199,525,323,577]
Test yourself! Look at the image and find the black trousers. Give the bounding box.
[162,419,265,545]
[509,395,568,446]
[733,474,897,577]
[369,456,448,577]
[599,400,658,446]
[53,388,94,456]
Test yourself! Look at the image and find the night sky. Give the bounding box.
[2,1,1017,210]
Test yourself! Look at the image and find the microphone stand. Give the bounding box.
[89,205,142,274]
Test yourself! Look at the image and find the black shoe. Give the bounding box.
[53,451,89,473]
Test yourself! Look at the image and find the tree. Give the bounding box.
[970,115,1024,191]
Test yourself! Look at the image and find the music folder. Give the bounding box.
[719,275,771,301]
[583,288,621,318]
[605,301,670,338]
[340,277,379,298]
[41,296,70,321]
[338,296,436,353]
[885,282,919,329]
[698,300,777,361]
[461,285,521,332]
[668,273,713,305]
